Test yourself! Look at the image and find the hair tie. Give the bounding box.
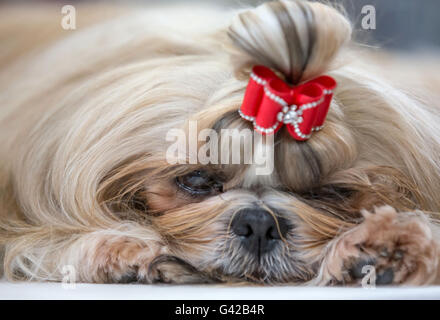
[238,65,336,141]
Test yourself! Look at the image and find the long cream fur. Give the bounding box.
[0,1,440,285]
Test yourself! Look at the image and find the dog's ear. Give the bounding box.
[227,0,352,84]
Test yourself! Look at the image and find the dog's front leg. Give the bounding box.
[72,230,167,284]
[315,206,440,286]
[68,230,216,284]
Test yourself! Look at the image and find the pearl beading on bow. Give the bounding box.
[238,65,336,141]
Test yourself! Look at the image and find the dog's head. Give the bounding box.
[86,0,425,284]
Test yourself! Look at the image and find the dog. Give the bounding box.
[0,0,440,286]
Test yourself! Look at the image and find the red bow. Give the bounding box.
[239,65,336,141]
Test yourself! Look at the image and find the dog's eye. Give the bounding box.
[176,170,223,196]
[300,185,354,201]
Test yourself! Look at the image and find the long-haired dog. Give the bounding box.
[1,0,440,286]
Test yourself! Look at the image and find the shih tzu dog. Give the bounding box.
[1,0,440,286]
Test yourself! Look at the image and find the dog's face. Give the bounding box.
[144,112,358,283]
[94,57,418,284]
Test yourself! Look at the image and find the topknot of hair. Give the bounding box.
[228,0,351,84]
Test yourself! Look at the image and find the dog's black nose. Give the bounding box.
[231,208,289,256]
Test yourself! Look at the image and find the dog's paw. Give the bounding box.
[116,269,140,284]
[322,206,439,286]
[346,255,396,285]
[145,255,219,284]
